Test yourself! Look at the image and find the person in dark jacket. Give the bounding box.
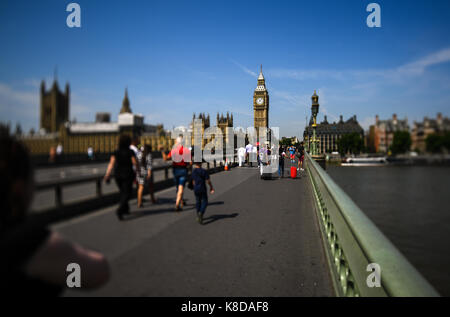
[191,162,214,225]
[105,134,139,220]
[278,145,286,177]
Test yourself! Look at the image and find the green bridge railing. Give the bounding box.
[305,152,439,297]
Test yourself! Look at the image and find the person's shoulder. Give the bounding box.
[193,167,206,177]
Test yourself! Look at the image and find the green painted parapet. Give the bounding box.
[305,152,439,297]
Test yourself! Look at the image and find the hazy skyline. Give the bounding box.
[1,0,450,137]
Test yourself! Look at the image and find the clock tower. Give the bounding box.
[253,65,269,135]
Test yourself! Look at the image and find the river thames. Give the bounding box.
[326,165,450,296]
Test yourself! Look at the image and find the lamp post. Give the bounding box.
[311,90,319,156]
[310,90,326,169]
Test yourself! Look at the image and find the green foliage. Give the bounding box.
[426,132,450,153]
[390,131,412,155]
[0,122,11,137]
[337,133,364,155]
[280,137,296,147]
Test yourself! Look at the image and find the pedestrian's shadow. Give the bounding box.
[202,213,239,225]
[124,208,176,221]
[208,201,224,206]
[153,197,176,205]
[123,198,195,221]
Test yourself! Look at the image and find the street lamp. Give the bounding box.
[311,90,320,156]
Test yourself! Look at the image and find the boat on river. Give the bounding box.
[341,157,388,166]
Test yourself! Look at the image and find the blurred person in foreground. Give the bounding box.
[0,133,109,296]
[161,136,192,211]
[104,134,139,220]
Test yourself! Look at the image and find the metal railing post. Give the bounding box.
[55,184,62,207]
[96,178,102,197]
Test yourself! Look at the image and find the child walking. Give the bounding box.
[191,162,214,225]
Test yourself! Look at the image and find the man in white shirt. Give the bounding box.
[56,144,63,156]
[245,143,252,165]
[130,136,140,157]
[87,147,94,160]
[129,136,141,186]
[238,146,246,167]
[55,144,63,163]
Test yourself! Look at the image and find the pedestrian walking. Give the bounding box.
[288,145,296,162]
[137,144,157,207]
[104,134,139,220]
[191,162,214,225]
[162,136,192,211]
[0,133,109,296]
[297,141,305,172]
[129,136,140,157]
[278,145,286,177]
[87,146,94,160]
[56,143,63,163]
[238,146,246,167]
[245,143,252,165]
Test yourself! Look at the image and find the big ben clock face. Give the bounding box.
[256,97,264,105]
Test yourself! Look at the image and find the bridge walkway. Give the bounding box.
[53,166,334,296]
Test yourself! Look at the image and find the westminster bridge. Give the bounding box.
[31,154,439,297]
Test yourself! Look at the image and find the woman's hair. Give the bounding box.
[142,144,152,167]
[143,144,152,156]
[118,134,131,150]
[0,133,33,229]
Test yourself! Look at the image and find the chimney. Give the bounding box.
[393,114,397,121]
[375,115,379,125]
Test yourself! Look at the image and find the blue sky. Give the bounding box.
[1,0,450,137]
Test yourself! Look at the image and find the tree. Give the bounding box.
[337,133,364,156]
[280,137,296,147]
[426,132,450,153]
[443,132,450,152]
[390,131,411,155]
[0,122,11,136]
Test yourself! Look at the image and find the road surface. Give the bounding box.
[53,166,334,296]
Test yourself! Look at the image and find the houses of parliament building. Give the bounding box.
[17,65,275,157]
[21,80,174,156]
[19,79,238,157]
